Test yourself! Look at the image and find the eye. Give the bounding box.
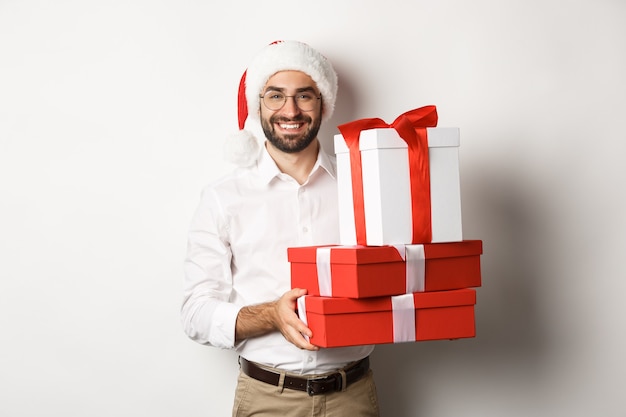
[265,91,285,101]
[297,93,314,102]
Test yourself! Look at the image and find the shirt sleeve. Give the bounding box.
[181,186,241,349]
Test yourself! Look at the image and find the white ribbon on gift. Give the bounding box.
[391,293,416,343]
[296,295,310,342]
[315,247,333,296]
[393,244,426,293]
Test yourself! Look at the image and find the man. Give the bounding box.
[182,40,379,416]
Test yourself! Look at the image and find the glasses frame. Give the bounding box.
[259,91,322,112]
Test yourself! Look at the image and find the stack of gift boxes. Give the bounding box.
[288,106,483,348]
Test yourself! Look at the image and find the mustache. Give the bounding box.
[270,115,311,124]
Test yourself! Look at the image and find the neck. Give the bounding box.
[266,139,320,185]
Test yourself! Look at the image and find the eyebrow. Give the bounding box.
[263,86,318,94]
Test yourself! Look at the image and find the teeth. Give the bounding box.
[279,123,301,129]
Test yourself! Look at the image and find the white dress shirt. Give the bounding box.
[182,143,373,374]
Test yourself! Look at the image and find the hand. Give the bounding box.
[273,288,319,351]
[234,288,319,351]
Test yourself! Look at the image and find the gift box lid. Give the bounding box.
[334,127,460,154]
[302,288,476,315]
[288,240,482,265]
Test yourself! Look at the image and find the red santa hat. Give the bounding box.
[224,40,338,166]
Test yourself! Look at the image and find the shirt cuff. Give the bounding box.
[209,302,242,349]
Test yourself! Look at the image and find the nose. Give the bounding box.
[281,96,301,116]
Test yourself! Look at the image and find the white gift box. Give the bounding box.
[334,127,463,246]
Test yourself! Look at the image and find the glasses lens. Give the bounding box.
[294,93,316,111]
[263,91,286,111]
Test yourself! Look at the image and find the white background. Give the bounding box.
[1,1,625,416]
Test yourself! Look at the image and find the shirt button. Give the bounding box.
[307,356,313,362]
[302,227,309,233]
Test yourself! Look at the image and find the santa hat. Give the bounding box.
[224,40,338,166]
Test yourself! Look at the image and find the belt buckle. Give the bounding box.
[306,373,342,396]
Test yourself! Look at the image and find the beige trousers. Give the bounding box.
[232,369,380,417]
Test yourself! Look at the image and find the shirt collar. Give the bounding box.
[257,141,337,185]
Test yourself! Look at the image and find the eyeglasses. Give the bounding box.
[260,90,322,112]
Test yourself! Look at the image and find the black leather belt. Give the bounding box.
[239,356,370,396]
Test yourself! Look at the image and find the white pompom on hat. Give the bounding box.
[223,40,338,167]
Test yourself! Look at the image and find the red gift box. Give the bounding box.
[288,240,482,298]
[297,289,476,348]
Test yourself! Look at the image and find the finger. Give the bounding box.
[295,321,313,338]
[286,287,307,301]
[286,327,319,351]
[282,312,312,336]
[301,342,320,351]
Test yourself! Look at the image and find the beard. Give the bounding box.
[261,114,321,154]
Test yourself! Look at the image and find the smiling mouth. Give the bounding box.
[278,123,303,130]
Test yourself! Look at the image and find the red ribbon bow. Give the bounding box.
[337,105,438,245]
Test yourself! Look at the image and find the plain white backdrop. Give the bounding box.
[1,1,625,416]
